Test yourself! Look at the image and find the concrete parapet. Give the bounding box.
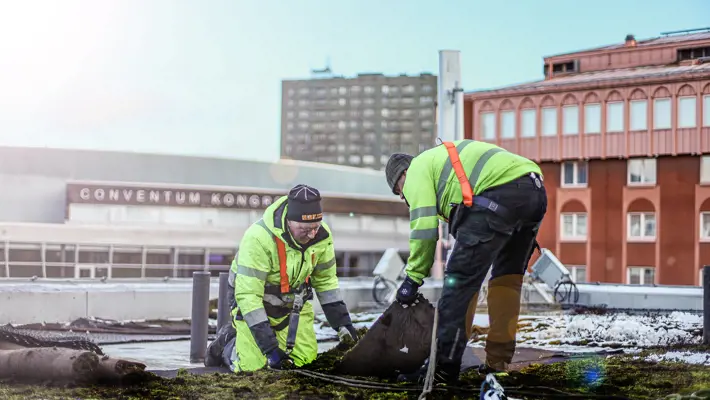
[0,277,554,325]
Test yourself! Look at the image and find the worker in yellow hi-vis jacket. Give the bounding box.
[385,139,548,384]
[205,184,359,371]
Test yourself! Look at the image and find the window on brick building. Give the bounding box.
[501,111,515,139]
[561,213,587,240]
[481,112,496,140]
[627,266,655,285]
[630,100,647,131]
[627,158,656,185]
[627,212,656,240]
[566,265,587,283]
[701,212,710,240]
[584,103,601,134]
[542,107,557,136]
[606,102,624,132]
[562,161,588,187]
[701,157,710,184]
[678,96,697,128]
[521,109,536,138]
[704,95,710,127]
[678,46,710,61]
[653,98,671,129]
[563,105,579,135]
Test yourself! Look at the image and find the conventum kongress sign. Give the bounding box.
[65,183,410,217]
[68,184,282,210]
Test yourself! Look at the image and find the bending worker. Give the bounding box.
[206,184,359,371]
[385,139,547,384]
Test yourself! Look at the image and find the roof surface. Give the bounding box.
[468,63,710,96]
[0,146,393,197]
[547,31,710,58]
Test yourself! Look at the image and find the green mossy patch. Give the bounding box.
[459,351,710,400]
[2,344,710,399]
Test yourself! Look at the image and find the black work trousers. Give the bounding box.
[436,172,547,370]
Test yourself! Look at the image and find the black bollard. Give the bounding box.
[704,266,710,345]
[190,271,211,363]
[217,272,231,331]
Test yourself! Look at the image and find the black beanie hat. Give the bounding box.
[286,184,323,222]
[385,153,414,194]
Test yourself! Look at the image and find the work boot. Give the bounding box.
[396,358,459,385]
[204,324,236,367]
[478,359,509,375]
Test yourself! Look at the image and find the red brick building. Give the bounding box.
[464,29,710,286]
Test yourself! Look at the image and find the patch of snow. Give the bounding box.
[469,312,702,352]
[644,351,710,366]
[313,312,380,341]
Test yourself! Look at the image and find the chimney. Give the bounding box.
[625,34,637,47]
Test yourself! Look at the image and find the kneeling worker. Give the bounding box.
[207,184,359,371]
[385,139,547,383]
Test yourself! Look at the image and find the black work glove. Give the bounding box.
[396,276,421,306]
[337,324,360,342]
[265,347,293,370]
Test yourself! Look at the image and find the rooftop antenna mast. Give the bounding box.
[310,57,333,79]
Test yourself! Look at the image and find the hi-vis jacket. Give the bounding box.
[229,196,352,357]
[402,139,543,285]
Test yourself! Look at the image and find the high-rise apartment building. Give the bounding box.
[280,72,438,170]
[464,28,710,286]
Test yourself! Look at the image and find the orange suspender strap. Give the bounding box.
[442,141,474,207]
[273,236,290,294]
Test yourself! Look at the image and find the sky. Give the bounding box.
[0,0,708,163]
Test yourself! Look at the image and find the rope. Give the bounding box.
[280,369,631,399]
[288,369,423,392]
[657,388,710,399]
[293,369,409,388]
[271,290,634,399]
[418,305,440,399]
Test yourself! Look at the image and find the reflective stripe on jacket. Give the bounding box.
[402,139,543,285]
